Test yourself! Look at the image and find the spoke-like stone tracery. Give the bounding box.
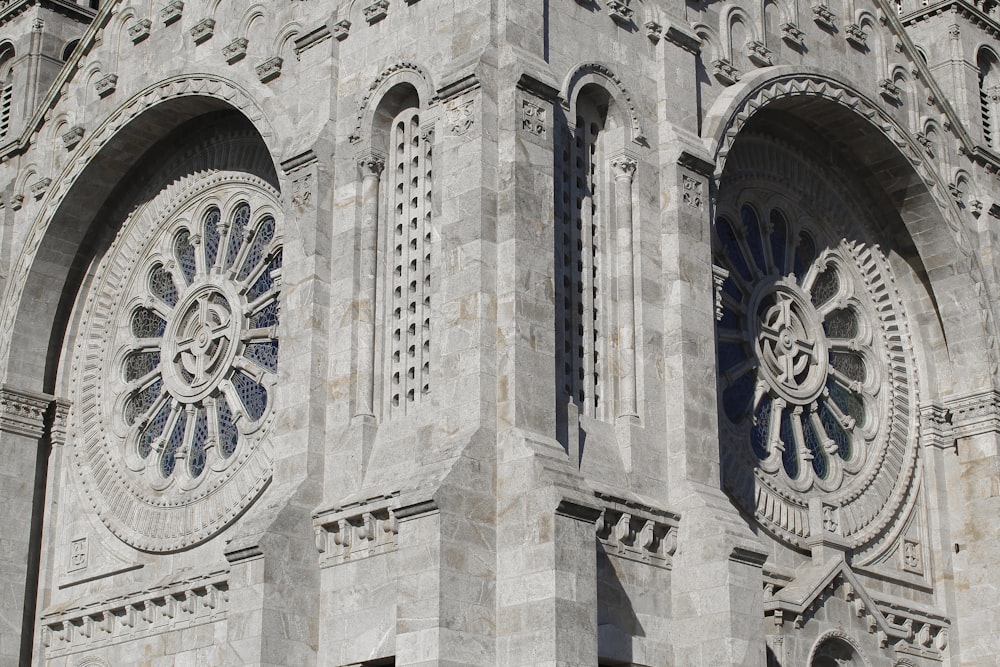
[714,162,919,556]
[69,171,282,552]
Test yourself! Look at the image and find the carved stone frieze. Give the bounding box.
[314,495,400,567]
[0,384,52,438]
[945,388,1000,438]
[41,569,228,658]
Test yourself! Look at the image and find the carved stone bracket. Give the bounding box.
[62,125,84,150]
[222,37,248,64]
[95,73,117,98]
[190,18,215,44]
[313,494,400,567]
[781,21,805,48]
[712,58,740,86]
[812,3,837,29]
[845,23,868,48]
[607,0,633,24]
[594,492,679,569]
[879,78,902,103]
[30,177,52,199]
[746,40,774,67]
[40,569,228,658]
[0,384,53,438]
[127,18,151,43]
[363,0,389,24]
[161,0,183,26]
[945,388,1000,439]
[332,20,351,40]
[255,57,283,83]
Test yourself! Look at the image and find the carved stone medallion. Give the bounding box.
[69,172,281,552]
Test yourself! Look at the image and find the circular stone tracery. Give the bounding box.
[69,171,281,552]
[714,147,919,555]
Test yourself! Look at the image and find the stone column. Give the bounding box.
[355,153,384,419]
[611,154,638,421]
[0,384,52,667]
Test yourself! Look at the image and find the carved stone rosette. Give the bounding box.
[68,169,282,552]
[714,135,919,555]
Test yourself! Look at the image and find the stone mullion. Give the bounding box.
[356,153,384,419]
[611,154,638,421]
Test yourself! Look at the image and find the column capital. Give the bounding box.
[610,154,638,179]
[357,152,386,176]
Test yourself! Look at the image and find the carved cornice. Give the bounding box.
[313,493,401,568]
[594,491,679,569]
[944,388,1000,438]
[919,402,955,449]
[40,568,228,657]
[0,0,95,26]
[0,384,52,438]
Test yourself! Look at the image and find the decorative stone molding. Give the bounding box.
[41,569,228,658]
[746,40,773,67]
[30,176,52,198]
[127,18,151,43]
[682,174,704,209]
[765,561,949,658]
[919,402,954,450]
[0,384,52,438]
[314,494,400,567]
[363,0,389,24]
[607,0,633,24]
[520,99,546,136]
[446,97,475,135]
[846,23,868,48]
[94,73,117,97]
[294,24,332,56]
[222,37,247,63]
[594,492,679,569]
[712,264,729,322]
[160,0,183,26]
[332,20,351,40]
[350,62,431,143]
[61,125,84,150]
[781,21,805,47]
[562,63,645,143]
[945,388,1000,438]
[190,18,215,44]
[663,20,701,53]
[712,58,740,85]
[812,3,837,29]
[255,57,283,83]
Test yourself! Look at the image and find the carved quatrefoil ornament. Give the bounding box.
[714,153,920,556]
[69,172,281,552]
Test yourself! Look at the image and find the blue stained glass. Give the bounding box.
[741,205,768,275]
[824,308,859,339]
[160,410,187,478]
[716,217,753,281]
[717,341,745,375]
[244,340,278,372]
[204,208,221,268]
[830,351,866,383]
[124,351,160,382]
[246,249,282,302]
[217,395,239,458]
[232,370,268,421]
[722,372,755,424]
[810,266,839,308]
[237,217,275,282]
[125,379,162,426]
[793,231,816,281]
[803,415,827,479]
[132,307,166,338]
[827,379,867,429]
[188,407,208,478]
[769,210,788,275]
[137,400,170,459]
[224,203,251,269]
[750,394,772,460]
[819,400,851,460]
[249,301,279,329]
[174,230,197,285]
[149,265,178,307]
[780,409,799,479]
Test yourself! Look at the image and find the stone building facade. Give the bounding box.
[0,0,998,665]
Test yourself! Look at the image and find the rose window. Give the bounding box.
[69,174,281,552]
[714,192,918,552]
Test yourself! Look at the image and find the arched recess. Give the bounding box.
[561,63,645,145]
[705,66,999,398]
[808,630,871,666]
[0,84,280,396]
